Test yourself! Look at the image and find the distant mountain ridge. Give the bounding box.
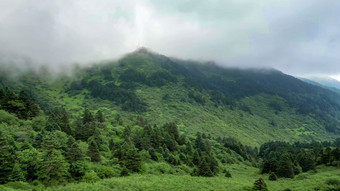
[300,76,340,94]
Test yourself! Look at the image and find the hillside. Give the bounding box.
[1,48,340,146]
[1,48,340,190]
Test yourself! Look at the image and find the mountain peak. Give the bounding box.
[133,47,153,54]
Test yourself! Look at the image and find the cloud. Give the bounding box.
[0,0,340,76]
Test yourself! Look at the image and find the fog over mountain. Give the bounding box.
[1,0,340,77]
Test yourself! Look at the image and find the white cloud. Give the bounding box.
[0,0,340,76]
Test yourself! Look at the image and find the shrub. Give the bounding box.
[4,181,32,190]
[120,167,130,177]
[95,165,119,179]
[82,170,100,183]
[268,172,277,181]
[225,171,232,178]
[253,178,268,191]
[326,178,340,186]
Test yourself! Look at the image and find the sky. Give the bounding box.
[1,0,340,79]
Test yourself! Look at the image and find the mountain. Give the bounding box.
[1,48,340,190]
[1,48,339,146]
[301,76,340,94]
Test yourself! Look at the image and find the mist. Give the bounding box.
[1,0,340,77]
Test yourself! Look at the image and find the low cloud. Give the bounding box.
[0,0,340,76]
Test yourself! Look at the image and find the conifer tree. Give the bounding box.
[9,163,25,182]
[253,178,268,191]
[66,137,83,162]
[83,108,94,124]
[87,140,101,162]
[95,110,105,123]
[277,155,294,178]
[299,153,316,172]
[38,149,69,186]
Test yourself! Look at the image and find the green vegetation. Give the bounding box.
[0,49,339,190]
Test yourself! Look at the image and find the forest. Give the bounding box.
[0,87,339,191]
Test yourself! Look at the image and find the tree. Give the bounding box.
[9,163,25,182]
[299,153,315,172]
[195,133,206,152]
[69,161,88,180]
[82,108,94,124]
[195,159,213,177]
[46,108,71,135]
[66,137,83,162]
[74,119,96,141]
[18,90,39,119]
[163,123,179,142]
[253,178,268,191]
[321,147,331,165]
[277,155,294,178]
[95,110,105,123]
[0,131,16,184]
[268,172,277,181]
[37,149,69,186]
[114,142,141,172]
[87,140,101,162]
[16,148,40,181]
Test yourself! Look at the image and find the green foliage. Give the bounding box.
[3,181,32,190]
[16,148,40,181]
[253,178,268,191]
[1,50,340,189]
[114,142,142,172]
[87,140,101,162]
[0,131,16,184]
[94,165,120,179]
[224,170,232,178]
[8,164,25,182]
[277,155,294,178]
[37,149,70,186]
[268,172,277,181]
[0,88,39,120]
[82,170,100,183]
[69,161,88,180]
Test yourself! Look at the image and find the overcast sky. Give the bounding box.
[1,0,340,78]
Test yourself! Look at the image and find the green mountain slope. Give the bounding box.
[1,48,339,146]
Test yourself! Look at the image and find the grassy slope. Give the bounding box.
[2,165,337,191]
[46,165,340,191]
[38,79,337,147]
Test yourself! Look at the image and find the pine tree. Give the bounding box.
[163,123,179,142]
[277,155,294,178]
[18,90,39,119]
[83,108,94,124]
[87,140,101,162]
[9,163,25,182]
[299,153,316,172]
[38,149,69,186]
[197,158,214,177]
[114,142,141,172]
[253,178,268,191]
[66,137,83,162]
[95,110,105,123]
[195,133,206,152]
[321,147,331,165]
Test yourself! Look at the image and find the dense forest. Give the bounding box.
[0,87,339,190]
